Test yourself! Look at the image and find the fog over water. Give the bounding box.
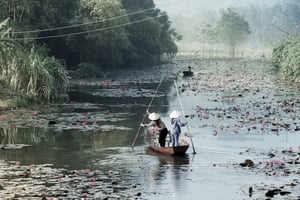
[154,0,300,54]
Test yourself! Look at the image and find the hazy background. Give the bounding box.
[153,0,300,57]
[155,0,286,12]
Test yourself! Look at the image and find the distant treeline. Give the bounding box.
[171,2,300,50]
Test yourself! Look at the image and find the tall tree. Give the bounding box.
[66,0,130,69]
[216,8,250,58]
[122,0,180,66]
[0,18,12,78]
[26,0,80,63]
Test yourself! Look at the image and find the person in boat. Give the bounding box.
[183,66,193,76]
[169,110,185,146]
[141,111,168,147]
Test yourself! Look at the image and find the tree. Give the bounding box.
[31,0,80,62]
[2,0,179,72]
[195,23,219,58]
[122,0,180,66]
[0,18,13,79]
[66,0,130,69]
[216,8,250,58]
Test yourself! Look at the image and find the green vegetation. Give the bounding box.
[69,63,105,79]
[215,8,251,58]
[272,35,300,82]
[0,0,179,107]
[0,0,178,70]
[66,0,130,69]
[0,19,69,107]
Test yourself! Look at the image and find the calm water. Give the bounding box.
[1,59,299,199]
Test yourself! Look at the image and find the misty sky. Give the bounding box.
[154,0,286,15]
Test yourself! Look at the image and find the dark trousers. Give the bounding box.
[159,128,168,147]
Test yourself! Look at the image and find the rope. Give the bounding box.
[174,80,196,154]
[5,14,167,41]
[131,75,165,148]
[11,8,156,34]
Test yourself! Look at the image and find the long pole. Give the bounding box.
[174,80,196,154]
[131,76,165,148]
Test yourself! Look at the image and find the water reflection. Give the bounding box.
[0,68,177,170]
[146,149,191,197]
[0,126,46,147]
[0,126,137,169]
[1,61,300,199]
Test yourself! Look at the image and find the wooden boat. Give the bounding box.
[182,70,194,76]
[146,148,190,165]
[144,129,189,156]
[183,66,193,76]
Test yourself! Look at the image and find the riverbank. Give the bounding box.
[0,97,33,125]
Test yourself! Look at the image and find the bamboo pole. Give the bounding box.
[131,76,165,148]
[174,80,196,154]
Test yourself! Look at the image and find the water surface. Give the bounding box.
[1,60,299,199]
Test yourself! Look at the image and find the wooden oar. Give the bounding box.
[174,80,196,154]
[131,76,165,148]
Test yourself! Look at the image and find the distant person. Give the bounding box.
[169,110,185,146]
[141,111,168,147]
[183,65,193,76]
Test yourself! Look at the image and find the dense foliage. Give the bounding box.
[122,0,180,66]
[65,0,130,69]
[0,0,179,105]
[272,35,300,82]
[0,19,69,105]
[0,0,178,70]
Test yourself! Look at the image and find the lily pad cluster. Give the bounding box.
[238,147,300,199]
[179,59,300,136]
[0,160,142,199]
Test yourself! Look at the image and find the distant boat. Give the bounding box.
[182,66,193,76]
[144,129,189,156]
[182,70,194,76]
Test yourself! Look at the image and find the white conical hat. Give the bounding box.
[149,112,160,120]
[169,110,181,118]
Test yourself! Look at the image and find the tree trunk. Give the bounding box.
[7,0,16,21]
[230,45,235,58]
[7,0,11,18]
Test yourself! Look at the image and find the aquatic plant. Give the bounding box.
[0,19,69,105]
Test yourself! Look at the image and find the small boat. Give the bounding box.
[182,66,193,76]
[182,70,194,76]
[146,148,190,165]
[144,129,189,156]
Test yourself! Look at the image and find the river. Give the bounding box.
[0,58,299,199]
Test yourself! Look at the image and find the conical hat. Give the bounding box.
[149,112,160,120]
[169,110,181,118]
